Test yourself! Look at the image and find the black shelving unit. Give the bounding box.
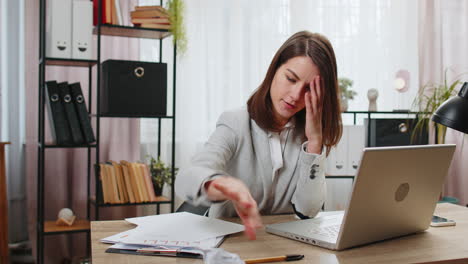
[92,0,177,220]
[37,1,95,263]
[325,110,424,181]
[342,111,423,147]
[36,1,177,263]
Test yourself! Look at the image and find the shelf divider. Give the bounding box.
[93,25,172,40]
[43,220,90,235]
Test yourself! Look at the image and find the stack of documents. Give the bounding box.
[101,212,244,258]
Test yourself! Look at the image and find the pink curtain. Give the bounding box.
[25,0,141,262]
[418,0,468,206]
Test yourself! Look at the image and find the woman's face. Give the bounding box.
[270,56,320,126]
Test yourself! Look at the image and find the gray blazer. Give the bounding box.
[175,108,326,218]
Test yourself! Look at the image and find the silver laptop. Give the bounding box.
[266,144,456,250]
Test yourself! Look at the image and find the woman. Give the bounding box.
[175,31,342,240]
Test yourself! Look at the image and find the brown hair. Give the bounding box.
[247,31,342,155]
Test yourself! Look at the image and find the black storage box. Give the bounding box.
[100,59,167,117]
[365,118,429,147]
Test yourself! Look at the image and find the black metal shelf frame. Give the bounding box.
[38,1,95,263]
[325,110,424,181]
[342,110,423,147]
[37,0,177,263]
[43,57,98,67]
[90,199,172,215]
[93,0,176,221]
[43,229,91,236]
[41,144,98,149]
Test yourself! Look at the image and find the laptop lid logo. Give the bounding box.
[395,183,410,202]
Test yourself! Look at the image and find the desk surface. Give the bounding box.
[91,203,468,264]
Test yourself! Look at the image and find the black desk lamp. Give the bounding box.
[431,82,468,134]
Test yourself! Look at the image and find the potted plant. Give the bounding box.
[147,156,177,196]
[167,0,187,55]
[412,70,464,144]
[338,77,357,112]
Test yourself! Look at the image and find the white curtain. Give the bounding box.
[418,0,468,205]
[1,0,27,243]
[140,0,420,176]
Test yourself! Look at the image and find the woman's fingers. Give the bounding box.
[305,91,312,116]
[209,177,263,240]
[311,76,320,114]
[213,181,250,207]
[304,76,324,146]
[316,76,323,104]
[235,202,262,240]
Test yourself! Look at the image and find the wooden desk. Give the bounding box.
[91,203,468,264]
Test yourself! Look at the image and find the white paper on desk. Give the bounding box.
[108,243,206,256]
[123,212,244,242]
[100,229,136,244]
[108,235,224,250]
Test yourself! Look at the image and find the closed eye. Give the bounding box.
[286,75,296,83]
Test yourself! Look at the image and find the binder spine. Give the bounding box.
[70,82,96,143]
[46,0,72,58]
[45,81,72,145]
[72,0,93,59]
[58,82,85,145]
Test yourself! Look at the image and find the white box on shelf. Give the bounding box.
[46,0,72,58]
[72,0,93,60]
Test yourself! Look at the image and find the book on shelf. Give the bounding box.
[108,162,123,203]
[122,160,142,203]
[130,7,169,19]
[120,163,136,203]
[98,160,162,204]
[105,164,119,203]
[111,161,129,203]
[130,163,148,202]
[142,164,157,202]
[131,17,170,25]
[136,23,171,30]
[135,5,168,12]
[110,0,117,25]
[93,0,108,25]
[126,161,143,203]
[114,0,123,25]
[93,0,123,25]
[99,164,110,203]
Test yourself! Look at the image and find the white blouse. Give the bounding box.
[268,121,294,182]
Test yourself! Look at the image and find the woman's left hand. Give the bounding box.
[304,75,324,154]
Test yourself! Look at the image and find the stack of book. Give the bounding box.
[98,160,160,204]
[131,5,171,30]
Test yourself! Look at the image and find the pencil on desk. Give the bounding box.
[244,254,304,264]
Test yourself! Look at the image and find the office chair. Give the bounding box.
[176,201,210,216]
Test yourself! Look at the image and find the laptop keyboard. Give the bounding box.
[308,224,340,238]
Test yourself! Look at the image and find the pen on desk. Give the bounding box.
[244,254,304,264]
